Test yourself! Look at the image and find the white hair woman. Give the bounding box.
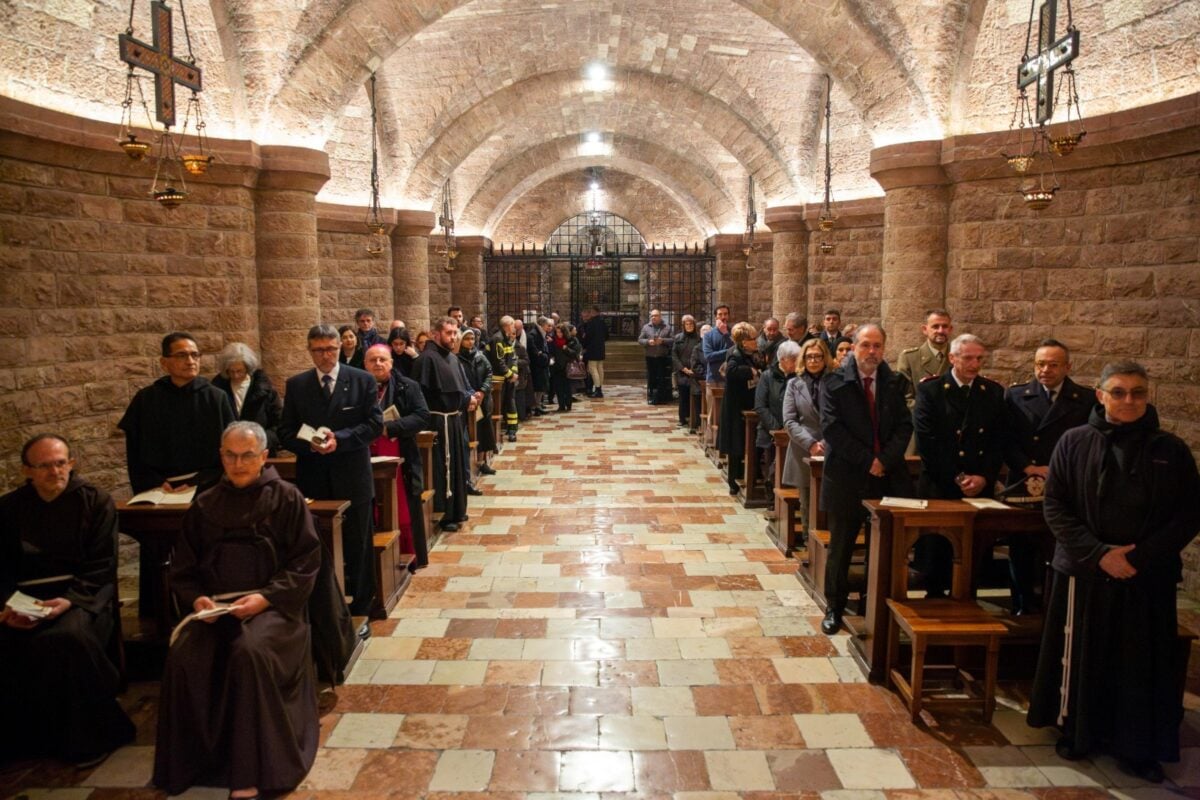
[213,343,283,454]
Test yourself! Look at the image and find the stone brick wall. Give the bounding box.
[315,228,394,330]
[0,141,259,497]
[807,220,884,329]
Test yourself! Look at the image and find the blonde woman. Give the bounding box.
[782,337,836,532]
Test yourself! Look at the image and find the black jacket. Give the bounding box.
[1044,405,1200,580]
[672,330,703,392]
[212,370,283,454]
[914,373,1009,499]
[527,325,550,380]
[819,358,914,502]
[754,363,789,448]
[376,371,431,497]
[1004,376,1092,475]
[582,316,607,360]
[717,346,759,456]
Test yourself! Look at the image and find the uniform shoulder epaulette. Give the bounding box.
[978,375,1003,389]
[920,374,940,383]
[900,346,919,354]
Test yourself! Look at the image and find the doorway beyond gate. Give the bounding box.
[484,211,713,337]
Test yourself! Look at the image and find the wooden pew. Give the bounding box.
[416,430,437,547]
[766,429,801,555]
[706,385,724,465]
[466,402,480,485]
[738,409,768,508]
[697,379,708,439]
[688,379,702,432]
[490,376,505,453]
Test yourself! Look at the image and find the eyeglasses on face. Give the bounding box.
[1101,387,1149,401]
[28,458,73,471]
[309,346,339,355]
[220,450,265,464]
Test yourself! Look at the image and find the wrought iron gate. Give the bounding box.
[483,246,552,325]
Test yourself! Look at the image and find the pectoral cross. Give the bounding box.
[1017,0,1079,124]
[118,1,202,128]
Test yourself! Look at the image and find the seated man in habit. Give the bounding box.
[153,422,320,798]
[0,433,135,768]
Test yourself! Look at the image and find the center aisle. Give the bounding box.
[317,384,1042,796]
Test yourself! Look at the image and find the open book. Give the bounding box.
[880,496,928,509]
[128,486,196,505]
[4,589,53,620]
[298,424,332,446]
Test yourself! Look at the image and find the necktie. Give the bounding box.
[322,374,333,396]
[863,376,880,453]
[1047,387,1056,405]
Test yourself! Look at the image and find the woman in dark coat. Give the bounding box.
[457,329,497,462]
[672,315,703,431]
[213,343,284,454]
[550,322,582,412]
[717,322,761,495]
[754,339,800,499]
[388,327,419,378]
[337,325,364,370]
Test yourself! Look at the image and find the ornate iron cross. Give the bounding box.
[118,1,202,128]
[1017,0,1079,124]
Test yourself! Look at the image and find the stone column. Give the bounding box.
[451,236,491,325]
[765,205,809,321]
[707,233,750,322]
[390,210,436,333]
[870,140,949,359]
[254,145,330,384]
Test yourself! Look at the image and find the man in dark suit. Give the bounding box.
[913,332,1009,598]
[581,306,608,398]
[819,324,914,635]
[280,323,383,616]
[1000,338,1092,613]
[527,316,551,414]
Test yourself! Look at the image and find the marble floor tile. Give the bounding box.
[559,750,635,792]
[428,749,495,792]
[664,716,737,750]
[704,749,776,791]
[324,712,405,749]
[632,686,698,717]
[793,713,875,748]
[827,748,917,789]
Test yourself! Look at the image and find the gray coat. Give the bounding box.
[782,373,823,490]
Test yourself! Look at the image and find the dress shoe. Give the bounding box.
[73,749,115,770]
[1054,737,1086,761]
[1121,758,1165,784]
[478,464,497,475]
[356,621,372,640]
[820,608,842,635]
[439,522,459,532]
[506,430,517,442]
[593,389,603,398]
[466,486,483,496]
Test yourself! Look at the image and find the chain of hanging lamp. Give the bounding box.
[817,74,835,254]
[364,74,387,254]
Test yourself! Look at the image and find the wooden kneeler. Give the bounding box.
[372,530,413,619]
[416,430,437,548]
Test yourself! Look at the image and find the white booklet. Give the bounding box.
[128,486,196,505]
[962,497,1013,511]
[4,589,53,619]
[880,496,928,509]
[382,404,400,422]
[298,424,332,445]
[169,604,234,646]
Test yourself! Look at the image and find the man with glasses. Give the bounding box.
[119,331,235,495]
[154,421,320,798]
[0,433,135,767]
[280,324,382,617]
[1028,361,1200,783]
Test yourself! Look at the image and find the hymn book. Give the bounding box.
[297,424,332,445]
[880,497,928,509]
[127,486,197,505]
[382,405,400,422]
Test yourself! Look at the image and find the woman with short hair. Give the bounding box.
[212,342,283,454]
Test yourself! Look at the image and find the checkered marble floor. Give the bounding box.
[6,384,1200,799]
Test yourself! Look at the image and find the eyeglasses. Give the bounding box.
[804,353,825,361]
[1101,387,1149,401]
[28,458,73,471]
[309,346,339,355]
[220,450,264,464]
[167,351,202,361]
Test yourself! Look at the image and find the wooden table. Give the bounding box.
[117,499,350,640]
[268,456,402,532]
[851,498,1052,683]
[804,456,923,533]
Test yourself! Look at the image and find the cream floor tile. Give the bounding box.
[429,660,487,685]
[559,750,635,792]
[757,573,803,590]
[344,658,380,684]
[520,564,561,578]
[492,577,541,592]
[652,617,707,638]
[363,637,422,660]
[827,748,915,789]
[297,748,368,790]
[632,686,697,717]
[793,713,874,748]
[625,637,681,660]
[703,550,747,562]
[580,577,629,592]
[683,562,728,576]
[657,659,719,686]
[704,750,775,791]
[831,657,868,683]
[703,617,763,637]
[369,659,436,684]
[392,618,451,637]
[678,637,733,659]
[480,563,522,577]
[536,578,582,592]
[977,766,1054,787]
[523,637,575,660]
[428,749,495,792]
[542,659,599,686]
[759,616,816,636]
[82,746,154,788]
[664,715,736,750]
[546,618,600,638]
[774,656,840,683]
[468,637,525,660]
[600,617,654,639]
[324,712,405,748]
[604,590,644,608]
[689,591,736,608]
[599,714,668,749]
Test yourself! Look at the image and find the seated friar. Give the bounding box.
[0,433,136,768]
[153,421,321,798]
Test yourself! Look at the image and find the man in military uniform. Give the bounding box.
[1000,339,1092,613]
[913,333,1009,597]
[896,309,953,409]
[487,315,519,442]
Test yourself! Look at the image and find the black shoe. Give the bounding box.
[821,608,842,636]
[357,621,372,640]
[1054,737,1086,761]
[479,464,497,475]
[532,408,544,416]
[688,428,698,435]
[506,431,517,442]
[1121,758,1165,784]
[73,750,115,770]
[466,486,483,496]
[593,389,603,398]
[439,522,459,532]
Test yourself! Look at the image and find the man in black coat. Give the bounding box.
[581,306,608,398]
[527,316,551,414]
[818,324,914,634]
[279,323,383,616]
[913,332,1009,597]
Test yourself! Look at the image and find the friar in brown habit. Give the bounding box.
[153,421,320,798]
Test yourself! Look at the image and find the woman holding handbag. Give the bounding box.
[551,322,583,412]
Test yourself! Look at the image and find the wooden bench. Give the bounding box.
[466,405,480,484]
[800,529,867,610]
[705,385,724,466]
[696,379,708,439]
[416,430,437,547]
[491,376,505,453]
[738,409,768,508]
[372,530,413,619]
[765,429,802,554]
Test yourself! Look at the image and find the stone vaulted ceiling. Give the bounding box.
[2,0,1196,240]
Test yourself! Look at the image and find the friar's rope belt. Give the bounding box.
[430,410,461,500]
